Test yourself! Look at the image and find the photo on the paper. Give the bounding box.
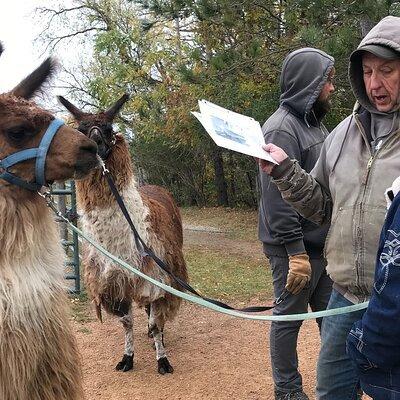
[210,115,248,146]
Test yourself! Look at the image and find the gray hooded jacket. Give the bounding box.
[258,48,334,257]
[271,16,400,297]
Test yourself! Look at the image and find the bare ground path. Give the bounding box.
[74,303,320,400]
[73,218,367,400]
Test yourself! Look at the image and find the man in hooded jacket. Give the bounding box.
[258,48,335,400]
[258,15,400,399]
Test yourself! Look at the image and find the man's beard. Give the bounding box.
[312,98,331,121]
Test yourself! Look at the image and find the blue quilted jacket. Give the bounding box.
[347,190,400,371]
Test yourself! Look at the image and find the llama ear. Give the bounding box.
[11,58,57,99]
[57,96,85,121]
[104,93,129,121]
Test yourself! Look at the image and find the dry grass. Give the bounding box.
[181,206,260,241]
[181,206,273,303]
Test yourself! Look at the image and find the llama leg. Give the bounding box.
[145,304,153,338]
[146,305,163,343]
[115,309,134,372]
[149,303,173,375]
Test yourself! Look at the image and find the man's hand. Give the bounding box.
[257,144,289,174]
[286,253,311,295]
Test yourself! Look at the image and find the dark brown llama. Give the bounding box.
[0,46,99,400]
[58,94,188,375]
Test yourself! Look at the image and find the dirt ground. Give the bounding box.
[73,225,370,400]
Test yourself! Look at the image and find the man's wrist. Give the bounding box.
[285,240,306,256]
[271,157,293,179]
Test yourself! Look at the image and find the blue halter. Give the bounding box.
[0,118,65,191]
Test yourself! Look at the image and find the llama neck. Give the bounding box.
[103,137,135,188]
[0,193,65,330]
[76,136,141,212]
[0,194,62,267]
[76,136,152,246]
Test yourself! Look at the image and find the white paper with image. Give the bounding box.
[192,100,277,163]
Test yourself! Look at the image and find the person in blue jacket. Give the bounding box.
[347,176,400,399]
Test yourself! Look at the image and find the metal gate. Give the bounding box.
[51,181,81,294]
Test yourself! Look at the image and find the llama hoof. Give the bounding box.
[157,357,174,375]
[116,354,133,372]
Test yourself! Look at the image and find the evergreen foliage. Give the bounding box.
[40,0,394,207]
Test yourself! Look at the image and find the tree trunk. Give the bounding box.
[360,18,375,37]
[212,148,229,206]
[246,170,257,208]
[228,153,236,206]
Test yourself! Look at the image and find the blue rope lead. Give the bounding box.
[63,218,368,321]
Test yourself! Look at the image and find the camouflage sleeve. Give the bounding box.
[270,157,332,226]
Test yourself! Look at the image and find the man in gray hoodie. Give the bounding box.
[258,48,335,400]
[259,16,400,400]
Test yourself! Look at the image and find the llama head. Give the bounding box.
[58,94,129,160]
[0,55,99,194]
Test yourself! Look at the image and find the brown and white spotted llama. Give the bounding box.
[58,94,188,374]
[0,45,99,400]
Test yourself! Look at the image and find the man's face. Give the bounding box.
[313,67,335,117]
[318,67,335,106]
[362,52,400,112]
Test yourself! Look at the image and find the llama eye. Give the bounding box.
[78,123,89,134]
[6,125,32,142]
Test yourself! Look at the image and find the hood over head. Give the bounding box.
[279,47,334,125]
[349,16,400,114]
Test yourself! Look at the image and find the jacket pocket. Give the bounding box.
[347,327,377,372]
[323,207,355,285]
[323,207,349,259]
[363,206,387,292]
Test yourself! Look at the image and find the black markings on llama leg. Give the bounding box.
[112,299,131,317]
[157,357,174,375]
[115,313,134,372]
[145,304,153,338]
[152,325,173,374]
[115,354,134,372]
[149,303,173,375]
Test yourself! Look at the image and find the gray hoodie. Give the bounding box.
[258,48,334,257]
[270,16,400,297]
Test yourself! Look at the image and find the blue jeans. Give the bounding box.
[347,332,400,400]
[350,360,400,400]
[360,369,400,399]
[316,289,366,400]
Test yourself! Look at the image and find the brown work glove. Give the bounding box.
[286,253,311,295]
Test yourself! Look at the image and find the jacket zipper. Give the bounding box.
[354,116,371,288]
[363,156,373,185]
[355,116,400,184]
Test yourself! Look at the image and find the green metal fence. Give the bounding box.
[51,181,80,294]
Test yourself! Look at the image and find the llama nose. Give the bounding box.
[89,127,102,143]
[92,135,103,146]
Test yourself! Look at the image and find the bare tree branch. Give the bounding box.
[41,27,104,54]
[36,5,87,18]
